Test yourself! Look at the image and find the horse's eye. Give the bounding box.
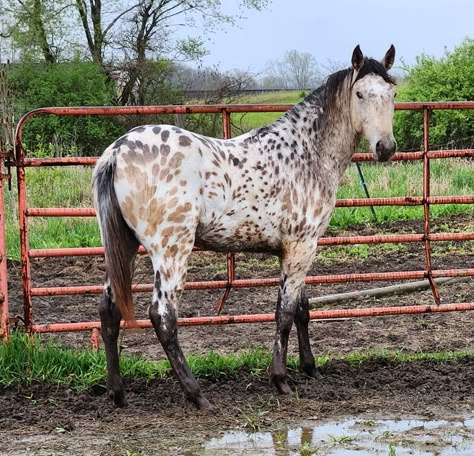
[356,91,363,100]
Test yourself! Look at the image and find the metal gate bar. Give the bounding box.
[24,232,474,260]
[29,268,474,296]
[29,303,474,335]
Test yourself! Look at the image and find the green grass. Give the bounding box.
[231,90,303,134]
[1,333,473,390]
[237,91,304,105]
[332,158,474,229]
[4,166,100,259]
[0,333,294,389]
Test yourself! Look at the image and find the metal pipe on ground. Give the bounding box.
[309,277,472,306]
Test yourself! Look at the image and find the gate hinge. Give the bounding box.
[0,139,14,190]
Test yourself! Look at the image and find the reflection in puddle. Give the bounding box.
[203,417,474,455]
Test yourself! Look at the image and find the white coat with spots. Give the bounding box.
[93,45,397,410]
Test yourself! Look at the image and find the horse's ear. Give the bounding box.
[381,44,395,70]
[352,45,364,71]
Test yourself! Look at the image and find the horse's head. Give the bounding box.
[350,45,397,162]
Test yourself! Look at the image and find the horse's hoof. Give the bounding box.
[109,390,128,408]
[193,395,214,412]
[273,379,293,395]
[302,365,321,379]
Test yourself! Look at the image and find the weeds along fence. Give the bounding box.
[1,102,474,346]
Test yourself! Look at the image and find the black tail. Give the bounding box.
[93,150,136,322]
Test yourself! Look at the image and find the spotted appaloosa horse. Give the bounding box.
[93,45,397,410]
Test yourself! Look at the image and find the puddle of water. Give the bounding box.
[202,417,474,455]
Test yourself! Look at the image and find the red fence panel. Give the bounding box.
[0,101,472,344]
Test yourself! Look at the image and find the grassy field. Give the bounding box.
[4,166,99,259]
[230,90,303,134]
[333,158,474,228]
[1,333,472,390]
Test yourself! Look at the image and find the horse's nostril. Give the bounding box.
[376,140,383,153]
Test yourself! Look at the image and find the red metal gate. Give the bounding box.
[1,101,474,345]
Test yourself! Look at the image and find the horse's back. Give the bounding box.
[103,123,333,255]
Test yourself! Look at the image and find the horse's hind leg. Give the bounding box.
[99,239,139,407]
[294,287,318,377]
[270,242,317,394]
[99,277,125,406]
[148,247,211,410]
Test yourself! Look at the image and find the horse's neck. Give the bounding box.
[318,118,360,180]
[279,90,359,182]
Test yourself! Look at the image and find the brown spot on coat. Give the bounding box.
[144,200,167,236]
[168,152,185,169]
[159,168,170,181]
[160,144,170,156]
[164,244,179,260]
[167,196,179,208]
[179,135,192,146]
[168,202,192,223]
[120,196,138,228]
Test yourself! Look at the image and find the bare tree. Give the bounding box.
[320,58,346,77]
[75,0,141,68]
[265,49,322,90]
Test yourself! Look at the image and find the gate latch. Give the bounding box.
[0,137,13,190]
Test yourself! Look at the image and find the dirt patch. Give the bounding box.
[1,359,474,455]
[1,213,474,455]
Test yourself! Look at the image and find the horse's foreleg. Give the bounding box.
[270,242,317,394]
[294,287,319,378]
[149,269,211,410]
[270,278,298,394]
[99,276,127,407]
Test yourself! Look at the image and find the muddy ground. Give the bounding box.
[1,213,473,455]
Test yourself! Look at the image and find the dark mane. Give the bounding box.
[293,58,393,114]
[354,57,396,85]
[314,57,396,106]
[290,68,352,121]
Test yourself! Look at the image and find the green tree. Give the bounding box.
[395,38,474,151]
[9,61,124,156]
[1,0,72,63]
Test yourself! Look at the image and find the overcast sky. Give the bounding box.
[198,0,472,76]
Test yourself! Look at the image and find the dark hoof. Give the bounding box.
[302,364,321,379]
[109,389,128,408]
[188,394,214,412]
[193,395,214,412]
[272,377,293,395]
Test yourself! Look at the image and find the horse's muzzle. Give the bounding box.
[375,139,397,162]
